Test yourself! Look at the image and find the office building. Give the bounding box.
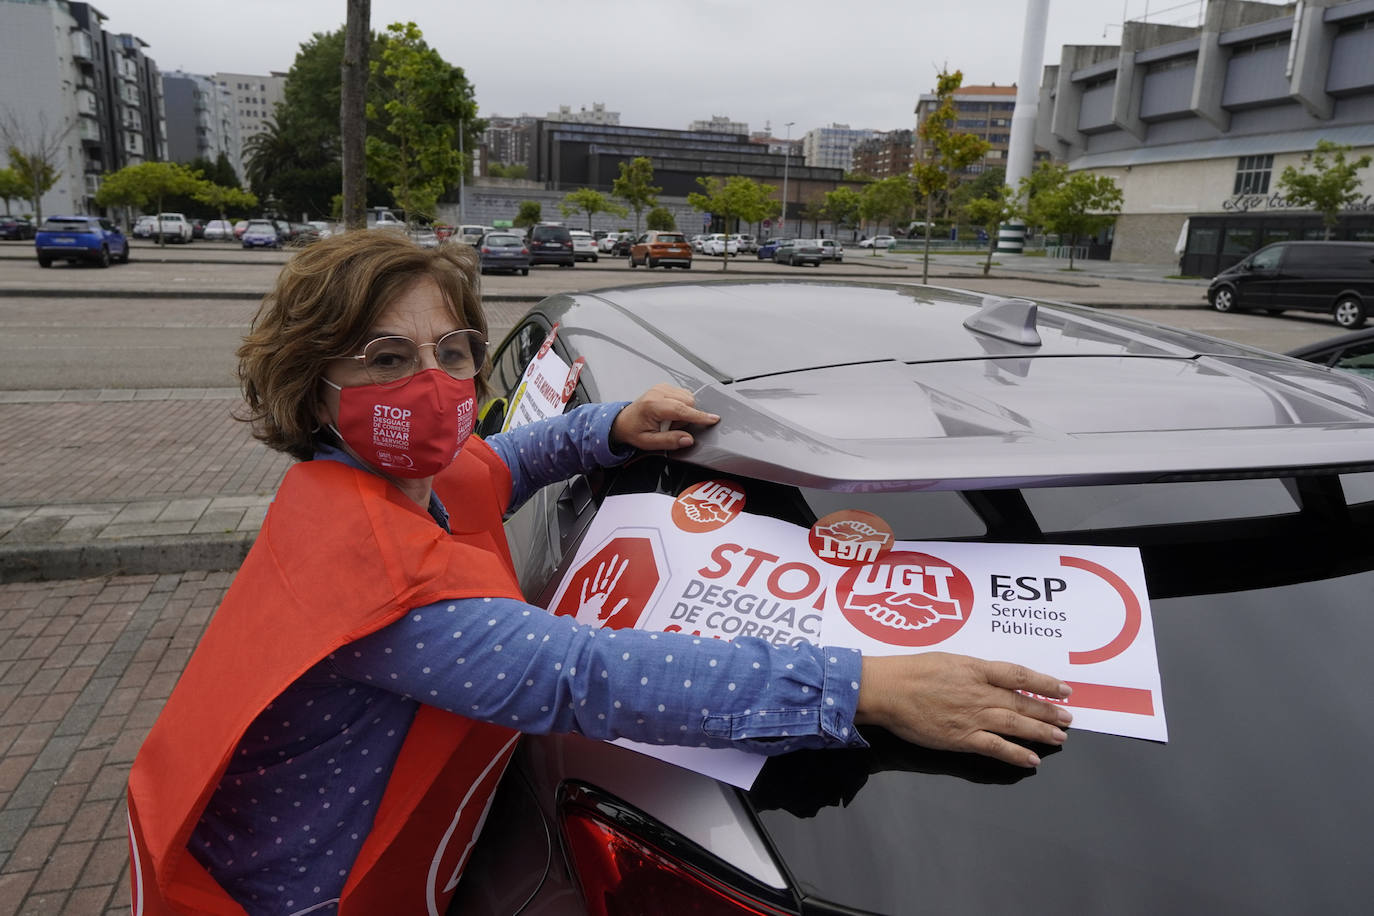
[914,83,1018,180]
[801,123,881,171]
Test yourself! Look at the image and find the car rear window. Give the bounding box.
[42,218,93,230]
[531,226,570,241]
[655,234,686,243]
[485,235,522,247]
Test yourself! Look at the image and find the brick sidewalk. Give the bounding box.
[0,571,230,916]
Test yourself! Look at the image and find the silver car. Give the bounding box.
[456,281,1374,915]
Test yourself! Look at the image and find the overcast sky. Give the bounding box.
[105,0,1213,136]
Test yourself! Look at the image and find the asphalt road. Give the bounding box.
[0,239,1354,390]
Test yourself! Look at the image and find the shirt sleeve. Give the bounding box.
[327,596,868,756]
[485,402,634,512]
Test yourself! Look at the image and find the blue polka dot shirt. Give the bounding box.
[190,402,866,915]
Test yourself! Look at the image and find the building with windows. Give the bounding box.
[801,123,881,171]
[852,129,914,179]
[214,71,285,172]
[545,102,619,125]
[689,115,748,135]
[0,0,164,217]
[914,83,1019,181]
[482,115,538,170]
[164,71,240,176]
[1036,0,1374,271]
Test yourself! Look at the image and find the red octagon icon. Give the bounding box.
[553,535,664,630]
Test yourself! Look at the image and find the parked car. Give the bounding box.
[1207,240,1374,328]
[288,222,322,246]
[690,234,709,252]
[459,224,492,246]
[735,233,757,253]
[598,232,626,254]
[757,237,790,260]
[478,231,531,275]
[774,238,824,267]
[858,235,895,249]
[453,280,1374,916]
[34,215,129,267]
[307,220,333,239]
[527,223,575,268]
[628,230,693,269]
[611,233,636,257]
[240,219,281,249]
[132,215,159,239]
[155,213,194,243]
[702,233,739,256]
[189,218,207,239]
[0,216,36,240]
[232,220,250,240]
[819,238,844,262]
[1287,326,1374,379]
[202,219,235,241]
[569,229,600,262]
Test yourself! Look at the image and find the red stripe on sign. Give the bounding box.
[1063,681,1155,716]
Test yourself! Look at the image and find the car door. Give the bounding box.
[1234,243,1283,310]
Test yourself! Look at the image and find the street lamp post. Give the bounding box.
[781,121,794,238]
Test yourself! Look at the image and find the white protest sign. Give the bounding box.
[547,482,1168,786]
[502,323,585,432]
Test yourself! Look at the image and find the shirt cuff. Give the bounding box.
[597,401,635,464]
[700,646,868,750]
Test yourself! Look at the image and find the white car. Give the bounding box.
[734,233,757,253]
[156,213,193,243]
[569,230,599,262]
[202,219,234,241]
[598,232,627,254]
[819,239,844,262]
[858,235,895,249]
[690,234,708,252]
[702,233,739,256]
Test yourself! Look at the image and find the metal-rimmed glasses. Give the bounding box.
[333,329,488,389]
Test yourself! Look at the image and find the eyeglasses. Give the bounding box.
[335,329,488,389]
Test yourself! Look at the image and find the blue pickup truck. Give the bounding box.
[34,215,129,268]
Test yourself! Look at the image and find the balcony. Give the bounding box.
[71,31,93,62]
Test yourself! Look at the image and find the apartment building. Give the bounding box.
[801,123,881,171]
[0,0,164,216]
[214,70,285,171]
[689,115,748,135]
[913,83,1018,180]
[164,70,240,176]
[852,129,914,179]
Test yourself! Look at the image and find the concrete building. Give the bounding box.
[852,129,914,179]
[1036,0,1374,271]
[801,123,881,171]
[214,71,285,172]
[689,115,748,135]
[483,115,538,169]
[164,70,240,176]
[914,83,1019,181]
[0,0,164,217]
[545,102,619,125]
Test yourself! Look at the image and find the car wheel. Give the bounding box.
[648,257,658,269]
[37,256,51,268]
[96,246,111,268]
[119,246,131,264]
[520,268,528,276]
[1333,296,1367,329]
[1212,286,1237,313]
[684,263,692,270]
[592,255,598,263]
[560,262,573,268]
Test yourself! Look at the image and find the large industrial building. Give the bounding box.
[1037,0,1374,273]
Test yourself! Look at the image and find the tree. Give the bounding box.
[912,69,991,282]
[513,200,541,228]
[1024,166,1123,270]
[94,161,204,247]
[1,108,69,224]
[365,21,480,222]
[341,0,371,231]
[1277,139,1373,240]
[0,166,25,214]
[487,162,527,179]
[193,182,259,220]
[858,176,911,254]
[611,156,660,234]
[646,206,676,231]
[820,186,863,238]
[964,190,1019,276]
[687,175,777,271]
[559,187,627,231]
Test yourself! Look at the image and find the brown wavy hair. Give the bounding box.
[237,231,489,460]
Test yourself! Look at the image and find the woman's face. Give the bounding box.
[314,275,467,430]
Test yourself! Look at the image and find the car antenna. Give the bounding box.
[962,296,1042,346]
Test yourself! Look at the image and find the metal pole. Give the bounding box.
[458,118,465,227]
[998,0,1051,254]
[781,121,794,237]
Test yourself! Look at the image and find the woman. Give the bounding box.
[128,231,1072,915]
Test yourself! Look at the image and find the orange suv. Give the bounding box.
[628,230,693,269]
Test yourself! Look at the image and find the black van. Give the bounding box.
[1207,240,1374,328]
[526,224,575,268]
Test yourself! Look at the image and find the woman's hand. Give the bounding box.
[611,384,720,452]
[856,652,1074,767]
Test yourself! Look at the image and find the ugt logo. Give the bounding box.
[835,551,975,647]
[671,479,745,533]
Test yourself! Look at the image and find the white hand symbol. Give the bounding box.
[575,554,630,626]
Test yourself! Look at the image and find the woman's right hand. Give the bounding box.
[855,652,1073,767]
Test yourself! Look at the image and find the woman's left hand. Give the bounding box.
[611,384,720,452]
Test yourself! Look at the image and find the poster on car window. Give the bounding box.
[547,481,1169,787]
[501,323,585,432]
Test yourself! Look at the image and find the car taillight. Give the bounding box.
[521,248,529,255]
[559,786,797,916]
[482,247,491,253]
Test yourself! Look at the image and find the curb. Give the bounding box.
[0,532,255,583]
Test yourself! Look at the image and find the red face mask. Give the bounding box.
[324,369,476,478]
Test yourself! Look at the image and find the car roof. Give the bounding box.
[523,281,1374,489]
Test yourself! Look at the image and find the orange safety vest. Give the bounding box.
[128,441,525,915]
